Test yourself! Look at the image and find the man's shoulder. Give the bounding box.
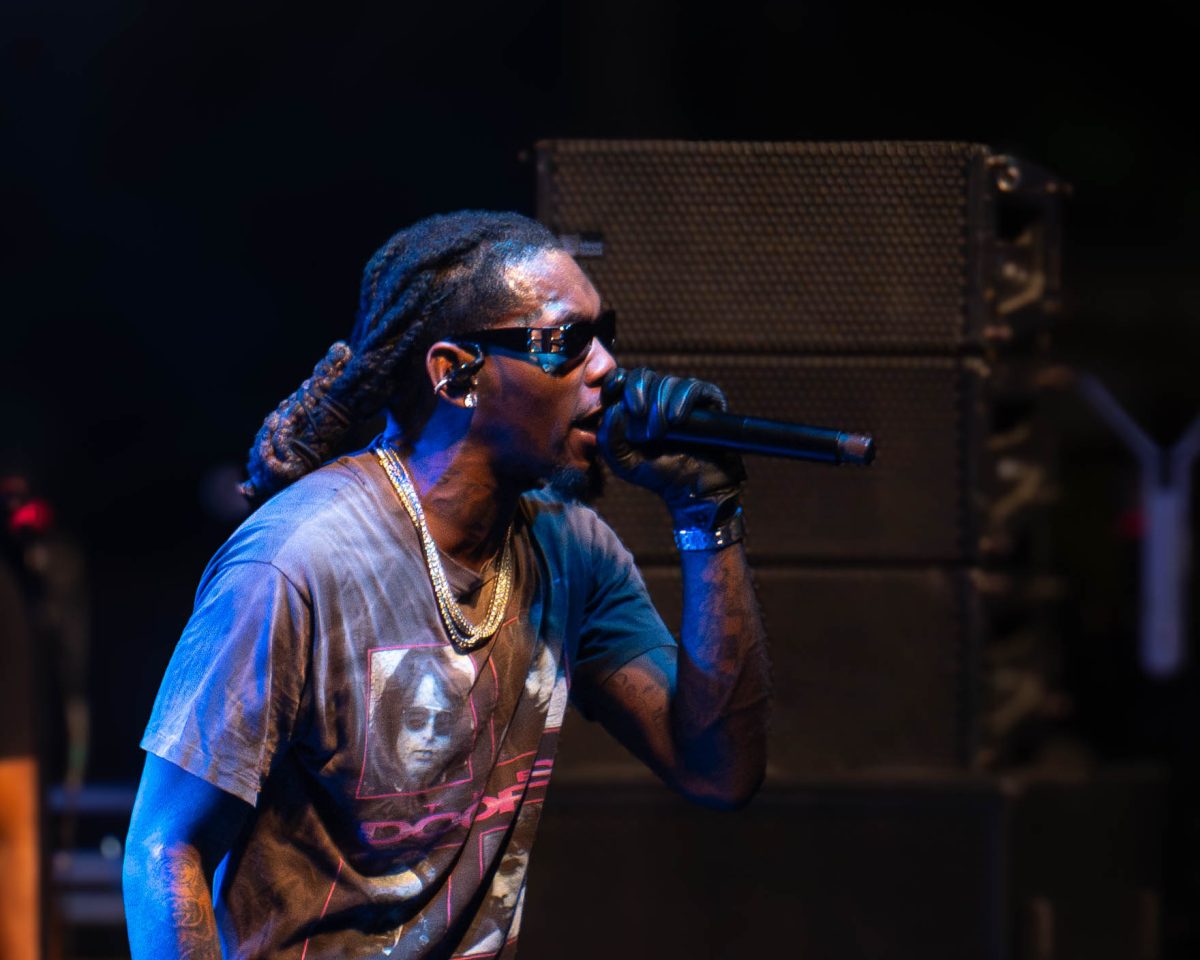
[520,488,630,560]
[212,451,386,573]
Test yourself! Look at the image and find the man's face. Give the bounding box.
[471,249,615,487]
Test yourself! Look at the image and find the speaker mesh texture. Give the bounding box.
[554,565,975,779]
[538,140,990,353]
[593,353,983,562]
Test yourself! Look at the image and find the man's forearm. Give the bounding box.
[673,541,770,807]
[124,841,222,960]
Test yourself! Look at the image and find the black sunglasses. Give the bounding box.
[456,310,616,371]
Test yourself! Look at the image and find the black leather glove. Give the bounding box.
[599,367,746,530]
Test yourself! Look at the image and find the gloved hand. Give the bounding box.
[599,367,746,530]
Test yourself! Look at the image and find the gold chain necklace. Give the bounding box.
[374,441,514,652]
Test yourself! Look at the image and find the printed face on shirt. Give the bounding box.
[493,850,528,912]
[398,674,455,778]
[360,647,478,798]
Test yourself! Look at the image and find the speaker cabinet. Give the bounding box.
[557,566,979,778]
[537,141,1064,774]
[593,353,989,563]
[521,772,1164,960]
[537,140,1062,354]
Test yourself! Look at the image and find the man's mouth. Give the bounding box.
[571,409,604,438]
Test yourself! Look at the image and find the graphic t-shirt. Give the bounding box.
[142,448,673,959]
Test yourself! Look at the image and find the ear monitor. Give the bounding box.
[434,347,485,400]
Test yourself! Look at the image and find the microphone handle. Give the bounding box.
[663,409,875,466]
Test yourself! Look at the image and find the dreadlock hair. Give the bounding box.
[242,211,562,501]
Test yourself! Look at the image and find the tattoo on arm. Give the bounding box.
[601,657,675,769]
[597,544,770,804]
[669,545,770,801]
[160,845,222,960]
[607,664,671,724]
[677,545,771,724]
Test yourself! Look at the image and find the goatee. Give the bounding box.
[547,459,606,503]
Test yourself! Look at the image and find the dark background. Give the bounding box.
[4,0,1198,950]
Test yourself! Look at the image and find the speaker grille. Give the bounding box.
[555,566,976,779]
[593,354,984,562]
[537,140,1061,776]
[538,140,990,353]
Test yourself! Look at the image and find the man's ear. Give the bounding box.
[426,341,485,407]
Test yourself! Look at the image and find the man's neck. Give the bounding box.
[387,422,529,574]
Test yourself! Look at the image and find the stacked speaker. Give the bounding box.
[538,140,1064,778]
[522,142,1161,960]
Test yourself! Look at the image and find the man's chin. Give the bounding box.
[547,459,605,503]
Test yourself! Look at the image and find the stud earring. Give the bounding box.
[460,373,480,409]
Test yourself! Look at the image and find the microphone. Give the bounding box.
[601,369,875,467]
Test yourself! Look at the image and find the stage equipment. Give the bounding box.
[593,354,1053,563]
[1077,374,1200,678]
[526,142,1155,960]
[538,140,1065,775]
[522,771,1165,960]
[538,140,1062,355]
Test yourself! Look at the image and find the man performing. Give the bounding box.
[123,211,771,958]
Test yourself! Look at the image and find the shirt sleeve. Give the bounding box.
[567,510,676,720]
[140,559,311,806]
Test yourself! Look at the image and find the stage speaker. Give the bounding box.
[521,771,1164,960]
[537,141,1062,565]
[536,140,1063,354]
[589,353,1055,564]
[557,565,978,778]
[537,141,1065,775]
